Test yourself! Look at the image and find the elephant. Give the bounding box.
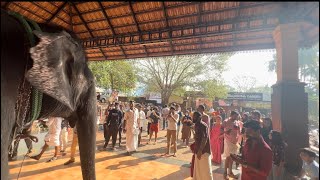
[1,10,96,180]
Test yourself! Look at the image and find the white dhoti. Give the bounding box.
[45,133,60,146]
[126,127,139,152]
[193,153,213,180]
[44,117,63,146]
[223,140,239,157]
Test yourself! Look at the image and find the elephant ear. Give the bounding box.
[26,30,75,111]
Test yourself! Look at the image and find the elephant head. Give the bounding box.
[25,30,97,180]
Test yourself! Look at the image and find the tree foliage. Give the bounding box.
[232,75,257,92]
[88,61,137,92]
[197,79,228,100]
[268,43,319,125]
[134,53,231,104]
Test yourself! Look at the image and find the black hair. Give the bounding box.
[270,130,285,146]
[193,111,202,119]
[230,110,239,116]
[244,120,261,131]
[252,110,261,118]
[198,105,205,111]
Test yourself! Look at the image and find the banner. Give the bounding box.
[226,92,263,101]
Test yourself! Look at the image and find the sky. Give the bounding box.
[222,50,277,88]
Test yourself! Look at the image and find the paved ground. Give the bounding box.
[9,127,240,180]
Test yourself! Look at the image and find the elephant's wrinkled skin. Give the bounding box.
[1,10,96,180]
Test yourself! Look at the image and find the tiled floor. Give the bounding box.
[9,128,239,180]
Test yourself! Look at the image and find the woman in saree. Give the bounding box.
[210,115,224,164]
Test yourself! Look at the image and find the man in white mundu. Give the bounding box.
[123,100,140,155]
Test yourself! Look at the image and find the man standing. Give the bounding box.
[123,100,140,155]
[137,104,146,146]
[222,111,241,179]
[192,111,213,180]
[251,110,264,127]
[197,105,211,133]
[102,102,123,151]
[175,104,183,140]
[146,106,153,135]
[148,107,160,144]
[162,105,169,130]
[118,104,125,147]
[165,106,179,157]
[231,120,272,180]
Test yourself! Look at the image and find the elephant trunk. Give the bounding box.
[76,85,97,180]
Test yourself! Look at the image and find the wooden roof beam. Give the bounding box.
[162,1,174,55]
[85,34,273,53]
[128,1,148,56]
[10,2,47,21]
[97,2,127,58]
[77,14,277,39]
[49,2,70,15]
[46,2,67,24]
[71,2,108,60]
[82,21,275,49]
[71,2,272,21]
[88,43,275,61]
[197,2,204,53]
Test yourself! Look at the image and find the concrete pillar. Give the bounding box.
[271,23,309,175]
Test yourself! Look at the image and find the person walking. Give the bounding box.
[148,107,160,144]
[64,126,78,165]
[197,105,210,131]
[123,100,139,155]
[29,117,63,162]
[181,110,192,146]
[222,111,241,179]
[102,102,123,151]
[146,106,152,135]
[210,115,224,164]
[137,104,146,146]
[60,119,69,154]
[162,104,169,130]
[175,104,183,140]
[164,106,179,157]
[261,117,273,145]
[118,103,125,147]
[231,120,272,180]
[268,130,286,180]
[192,111,213,180]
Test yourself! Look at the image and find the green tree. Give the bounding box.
[88,61,137,93]
[134,53,231,104]
[268,43,319,126]
[198,79,228,100]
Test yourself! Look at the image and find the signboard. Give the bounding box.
[226,92,263,101]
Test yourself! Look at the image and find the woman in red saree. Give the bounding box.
[210,115,224,164]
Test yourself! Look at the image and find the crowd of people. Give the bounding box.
[10,100,318,180]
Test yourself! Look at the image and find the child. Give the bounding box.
[295,148,319,180]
